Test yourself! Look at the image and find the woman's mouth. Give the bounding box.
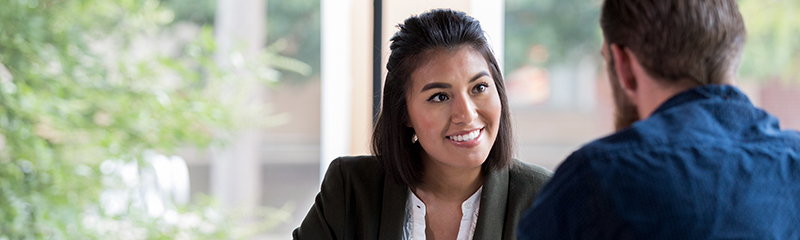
[447,128,482,142]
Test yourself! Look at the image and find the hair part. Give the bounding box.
[371,9,513,187]
[600,0,746,86]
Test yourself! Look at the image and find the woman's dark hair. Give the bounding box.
[371,9,513,187]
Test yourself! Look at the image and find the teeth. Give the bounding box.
[449,129,481,142]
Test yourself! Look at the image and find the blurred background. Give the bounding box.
[1,0,798,239]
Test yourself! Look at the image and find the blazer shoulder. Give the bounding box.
[295,156,386,239]
[328,155,384,183]
[508,159,553,191]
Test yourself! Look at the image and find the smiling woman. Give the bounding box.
[407,47,502,178]
[293,9,552,240]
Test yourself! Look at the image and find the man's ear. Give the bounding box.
[610,44,638,96]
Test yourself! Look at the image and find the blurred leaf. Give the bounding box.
[504,0,603,73]
[738,0,800,82]
[0,0,301,238]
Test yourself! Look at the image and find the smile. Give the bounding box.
[447,128,483,142]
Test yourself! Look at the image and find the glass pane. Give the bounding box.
[504,0,800,171]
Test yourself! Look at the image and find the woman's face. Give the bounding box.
[406,47,502,171]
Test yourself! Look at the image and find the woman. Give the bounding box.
[294,9,552,240]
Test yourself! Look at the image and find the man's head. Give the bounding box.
[600,0,747,130]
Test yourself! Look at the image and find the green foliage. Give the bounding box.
[161,0,216,25]
[504,0,603,73]
[266,0,321,82]
[738,0,800,82]
[160,0,320,83]
[504,0,800,83]
[0,0,301,238]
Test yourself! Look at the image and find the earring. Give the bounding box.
[412,134,418,143]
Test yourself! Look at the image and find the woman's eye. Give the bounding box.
[427,93,449,102]
[472,83,489,93]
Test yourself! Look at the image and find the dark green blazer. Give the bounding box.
[293,156,552,240]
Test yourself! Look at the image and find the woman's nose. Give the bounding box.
[451,94,478,124]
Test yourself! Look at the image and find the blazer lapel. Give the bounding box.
[378,175,407,239]
[473,167,510,240]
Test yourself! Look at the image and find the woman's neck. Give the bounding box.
[415,151,484,202]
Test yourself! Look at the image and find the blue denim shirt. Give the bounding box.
[518,85,800,240]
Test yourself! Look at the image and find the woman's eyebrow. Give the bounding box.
[421,82,450,92]
[469,71,490,83]
[420,71,490,92]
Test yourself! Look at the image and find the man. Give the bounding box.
[517,0,800,239]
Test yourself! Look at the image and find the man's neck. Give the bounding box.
[637,79,703,119]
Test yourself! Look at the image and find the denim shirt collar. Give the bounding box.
[652,84,751,116]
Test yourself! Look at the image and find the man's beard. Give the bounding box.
[607,55,640,131]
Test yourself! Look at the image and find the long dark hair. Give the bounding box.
[371,9,513,187]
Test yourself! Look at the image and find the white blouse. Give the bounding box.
[403,186,483,240]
